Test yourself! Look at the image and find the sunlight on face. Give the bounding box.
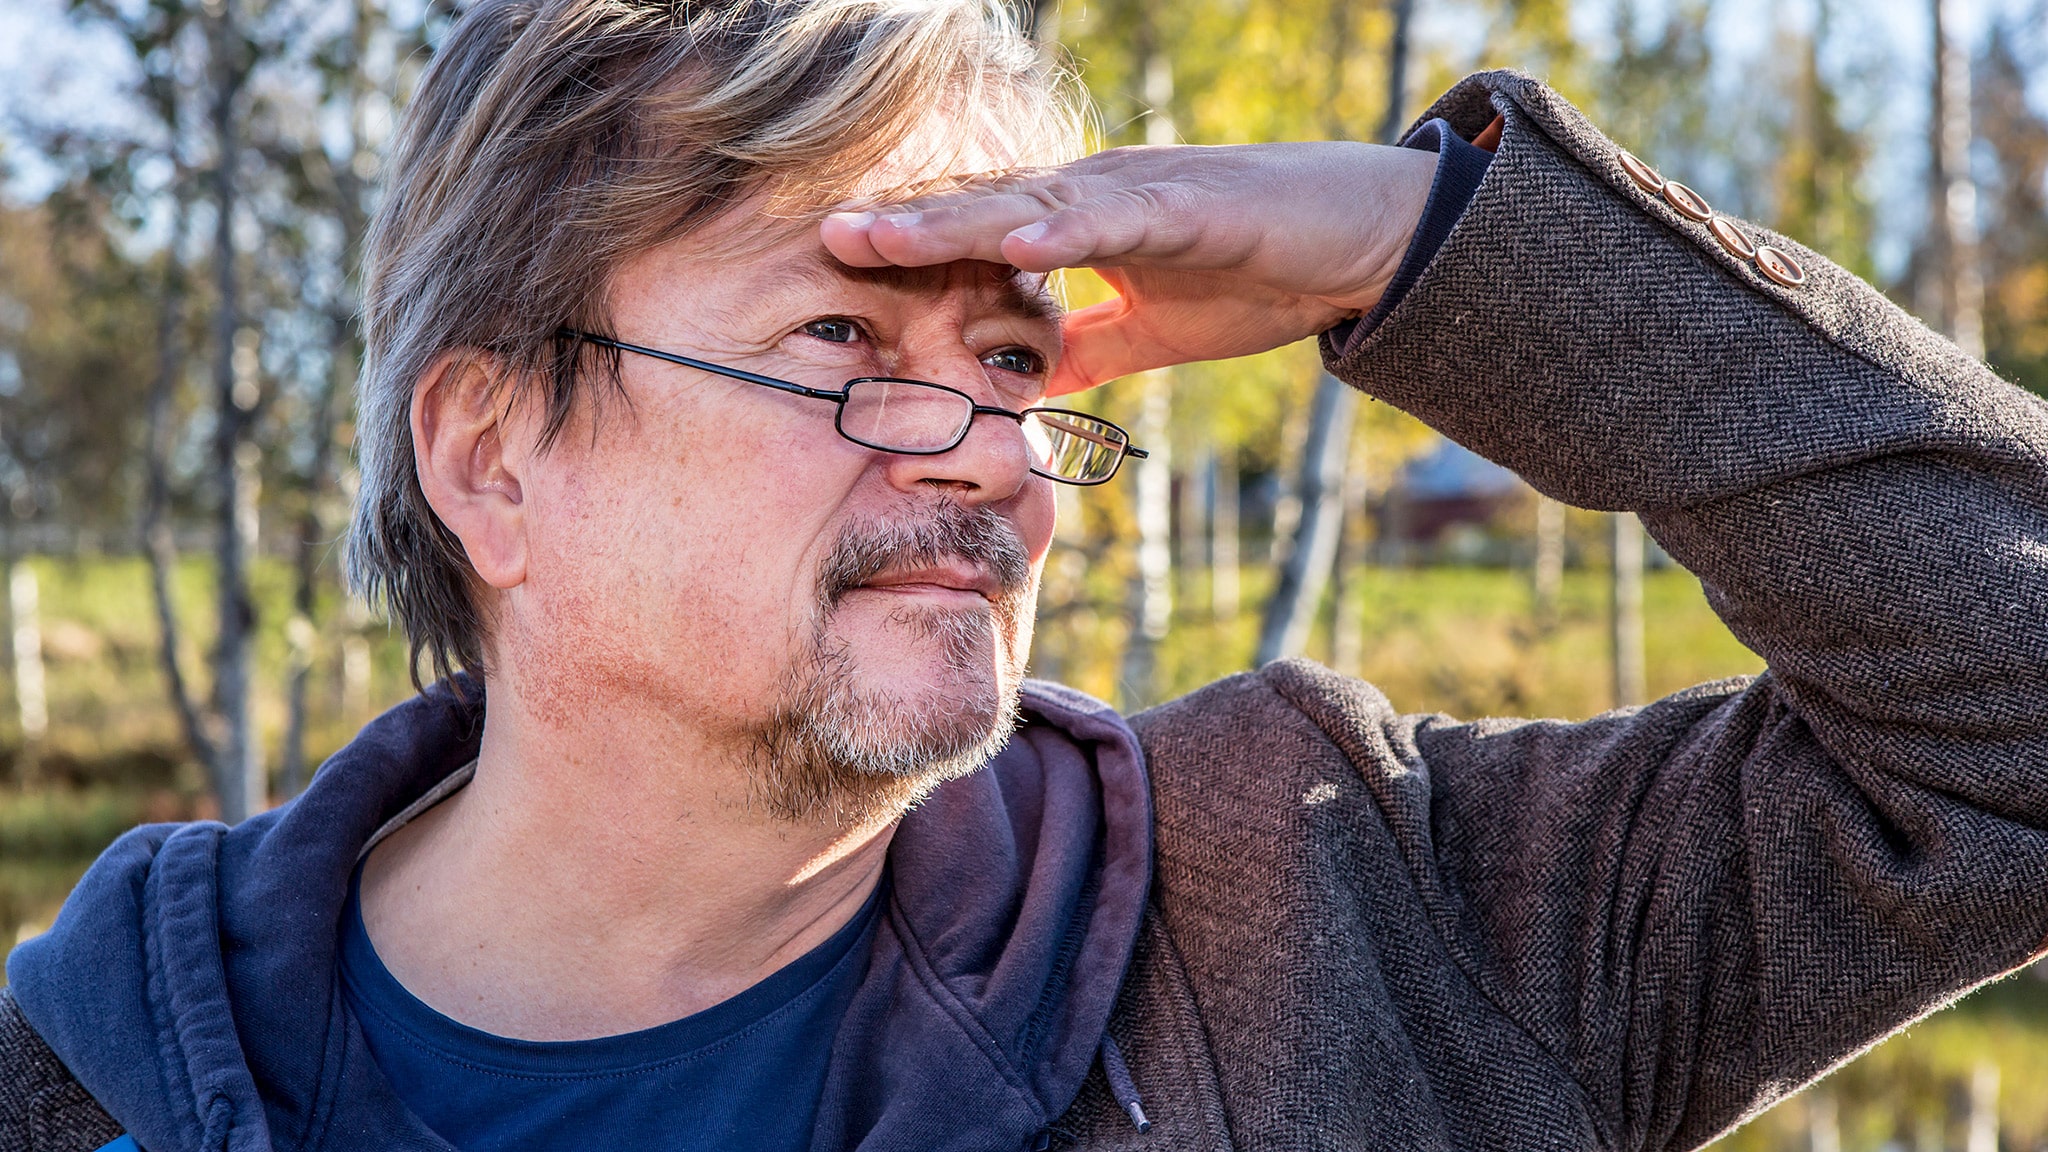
[507,114,1065,827]
[722,112,1068,822]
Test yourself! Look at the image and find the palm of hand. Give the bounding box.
[1053,263,1364,395]
[821,140,1438,394]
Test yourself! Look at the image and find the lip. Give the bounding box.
[855,563,1001,602]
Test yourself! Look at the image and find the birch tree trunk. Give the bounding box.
[1257,374,1356,664]
[1610,512,1646,709]
[1210,448,1239,621]
[1117,45,1176,707]
[1806,1091,1840,1152]
[282,337,349,797]
[1256,0,1407,664]
[282,0,376,796]
[1179,444,1209,612]
[206,5,262,823]
[1329,447,1371,676]
[1119,368,1172,705]
[1532,495,1565,632]
[1379,0,1414,146]
[1966,1063,1999,1152]
[1930,0,1986,358]
[141,192,219,780]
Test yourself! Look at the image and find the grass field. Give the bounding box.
[0,555,2041,1148]
[1034,558,1766,717]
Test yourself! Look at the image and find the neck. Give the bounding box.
[358,674,899,1041]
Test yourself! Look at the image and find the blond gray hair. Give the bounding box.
[350,0,1083,687]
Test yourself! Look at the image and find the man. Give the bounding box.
[6,0,2046,1149]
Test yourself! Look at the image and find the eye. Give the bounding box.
[799,317,867,344]
[984,346,1046,376]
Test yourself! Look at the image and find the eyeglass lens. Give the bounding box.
[839,379,970,452]
[1023,411,1130,483]
[838,379,1130,483]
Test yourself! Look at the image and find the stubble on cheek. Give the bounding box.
[742,501,1038,826]
[501,498,783,735]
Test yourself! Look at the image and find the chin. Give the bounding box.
[744,599,1027,826]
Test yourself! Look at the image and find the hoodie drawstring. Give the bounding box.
[1097,1034,1152,1134]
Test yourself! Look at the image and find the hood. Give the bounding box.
[5,678,1151,1152]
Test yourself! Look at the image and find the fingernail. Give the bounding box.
[1009,221,1049,245]
[878,211,921,229]
[827,210,876,229]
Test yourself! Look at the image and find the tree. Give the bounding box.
[198,0,264,824]
[1915,0,1986,354]
[1975,18,2048,396]
[1256,0,1407,667]
[20,0,434,815]
[1115,26,1175,708]
[262,0,434,795]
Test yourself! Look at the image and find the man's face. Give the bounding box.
[498,215,1063,822]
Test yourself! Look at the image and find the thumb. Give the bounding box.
[1048,300,1174,396]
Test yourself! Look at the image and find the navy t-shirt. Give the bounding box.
[338,870,881,1152]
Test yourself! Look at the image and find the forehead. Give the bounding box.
[739,245,1061,321]
[623,208,1060,332]
[612,188,1065,336]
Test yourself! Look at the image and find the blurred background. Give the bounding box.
[0,0,2044,1144]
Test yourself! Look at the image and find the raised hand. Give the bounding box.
[821,141,1438,394]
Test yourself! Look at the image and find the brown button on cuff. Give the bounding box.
[1618,150,1665,193]
[1707,215,1757,260]
[1663,180,1713,221]
[1755,244,1807,287]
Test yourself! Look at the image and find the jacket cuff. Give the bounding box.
[1324,119,1494,356]
[1315,69,2006,510]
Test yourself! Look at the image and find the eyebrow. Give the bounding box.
[737,248,1064,327]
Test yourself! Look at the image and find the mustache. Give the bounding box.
[818,501,1032,608]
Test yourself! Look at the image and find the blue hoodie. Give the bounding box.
[5,678,1153,1152]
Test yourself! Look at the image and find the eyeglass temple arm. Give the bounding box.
[566,329,1151,462]
[558,329,844,401]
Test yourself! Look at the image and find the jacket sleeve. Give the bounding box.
[1320,70,2048,1152]
[0,988,126,1152]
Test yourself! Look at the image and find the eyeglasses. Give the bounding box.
[558,329,1149,485]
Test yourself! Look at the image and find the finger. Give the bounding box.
[834,173,1216,273]
[999,186,1219,275]
[825,189,1070,268]
[819,212,890,267]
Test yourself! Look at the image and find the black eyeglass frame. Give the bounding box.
[558,328,1149,486]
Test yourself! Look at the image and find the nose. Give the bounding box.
[876,397,1038,503]
[872,340,1040,501]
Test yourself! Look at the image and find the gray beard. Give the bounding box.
[744,501,1032,825]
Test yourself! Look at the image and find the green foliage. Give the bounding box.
[0,786,180,859]
[0,859,92,973]
[1978,23,2048,398]
[0,201,163,530]
[1767,22,1878,280]
[0,554,413,771]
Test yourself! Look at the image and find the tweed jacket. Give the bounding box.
[8,69,2048,1152]
[1041,70,2048,1150]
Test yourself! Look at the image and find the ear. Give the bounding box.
[412,352,530,591]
